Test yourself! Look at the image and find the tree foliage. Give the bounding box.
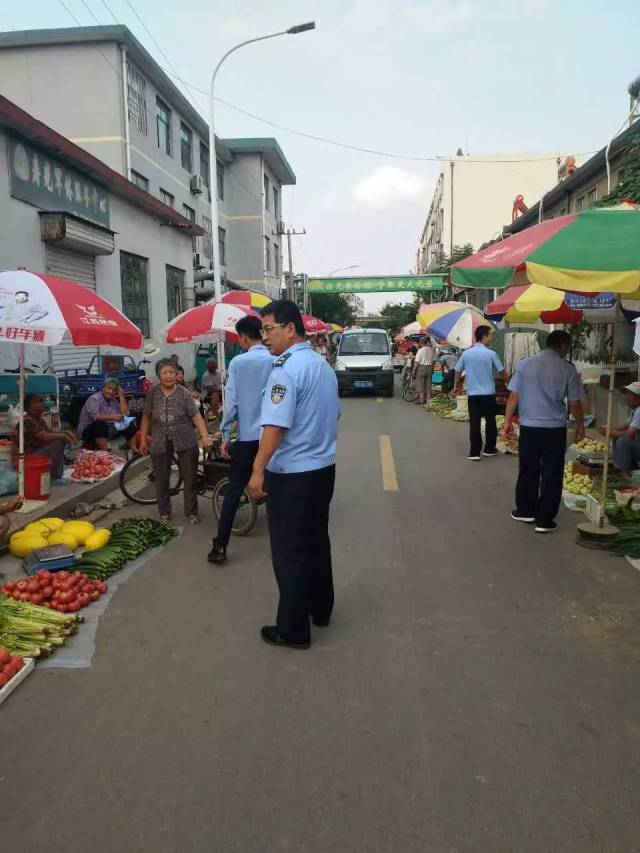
[379,302,417,336]
[310,293,362,327]
[595,136,640,207]
[414,243,474,307]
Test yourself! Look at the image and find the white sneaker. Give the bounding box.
[467,455,481,461]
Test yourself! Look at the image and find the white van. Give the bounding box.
[334,328,394,397]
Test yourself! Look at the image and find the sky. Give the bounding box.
[2,0,640,311]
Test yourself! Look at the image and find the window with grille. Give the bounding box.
[218,227,226,265]
[180,123,193,172]
[273,187,279,219]
[127,62,147,134]
[202,215,213,259]
[264,236,271,272]
[160,188,174,208]
[131,170,148,191]
[274,243,280,276]
[156,97,171,155]
[200,142,210,187]
[587,187,597,208]
[264,174,270,209]
[120,252,150,337]
[216,160,225,200]
[166,265,186,321]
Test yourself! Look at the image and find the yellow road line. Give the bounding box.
[379,434,399,491]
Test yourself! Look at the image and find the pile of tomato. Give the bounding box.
[2,570,107,612]
[0,647,25,688]
[70,452,116,480]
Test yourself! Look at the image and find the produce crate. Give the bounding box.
[0,657,34,706]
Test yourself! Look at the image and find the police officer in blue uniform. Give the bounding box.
[248,300,340,650]
[208,314,273,564]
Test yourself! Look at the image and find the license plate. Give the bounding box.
[354,380,374,389]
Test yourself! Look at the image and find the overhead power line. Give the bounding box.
[60,2,596,167]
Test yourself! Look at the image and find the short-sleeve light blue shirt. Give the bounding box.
[630,407,640,432]
[456,343,504,396]
[508,349,582,428]
[260,341,340,474]
[220,343,273,442]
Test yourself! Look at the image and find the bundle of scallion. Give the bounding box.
[0,595,80,658]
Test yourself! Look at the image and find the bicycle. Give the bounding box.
[119,442,259,536]
[401,367,418,403]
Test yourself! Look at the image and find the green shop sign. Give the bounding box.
[307,275,446,294]
[8,135,110,228]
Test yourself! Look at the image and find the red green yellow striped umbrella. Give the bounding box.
[451,204,640,296]
[484,284,581,324]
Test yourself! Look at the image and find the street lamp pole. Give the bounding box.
[208,21,315,374]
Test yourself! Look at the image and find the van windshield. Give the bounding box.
[339,333,389,356]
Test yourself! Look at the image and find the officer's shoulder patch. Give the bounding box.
[273,352,291,368]
[271,384,287,404]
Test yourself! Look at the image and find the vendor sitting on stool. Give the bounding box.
[16,393,75,481]
[77,380,137,451]
[599,381,640,475]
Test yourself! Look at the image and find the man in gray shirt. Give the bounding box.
[503,330,584,534]
[599,382,640,475]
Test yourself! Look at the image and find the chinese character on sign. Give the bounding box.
[31,154,41,188]
[4,327,19,340]
[74,180,82,204]
[54,167,63,196]
[91,187,99,212]
[83,184,90,209]
[43,161,53,192]
[16,328,33,341]
[33,330,45,343]
[99,197,107,214]
[64,175,73,201]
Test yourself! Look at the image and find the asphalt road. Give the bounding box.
[2,384,640,853]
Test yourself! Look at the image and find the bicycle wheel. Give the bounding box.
[211,477,258,536]
[119,454,183,505]
[402,382,417,403]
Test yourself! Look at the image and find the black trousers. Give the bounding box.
[215,440,259,548]
[467,394,497,456]
[516,426,566,525]
[82,420,138,442]
[265,464,335,644]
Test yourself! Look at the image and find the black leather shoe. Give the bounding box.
[260,625,310,650]
[312,617,331,627]
[207,542,227,564]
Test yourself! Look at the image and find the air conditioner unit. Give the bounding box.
[190,174,204,195]
[193,252,204,270]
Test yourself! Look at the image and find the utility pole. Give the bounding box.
[284,226,306,302]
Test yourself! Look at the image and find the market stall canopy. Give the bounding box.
[302,314,329,334]
[220,290,271,310]
[451,204,640,294]
[159,301,254,344]
[307,275,446,294]
[0,269,143,348]
[417,302,492,349]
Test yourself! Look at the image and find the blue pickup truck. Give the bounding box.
[57,354,150,427]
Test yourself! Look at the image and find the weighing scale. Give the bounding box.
[23,544,76,576]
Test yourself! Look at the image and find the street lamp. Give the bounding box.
[208,21,316,373]
[329,265,359,276]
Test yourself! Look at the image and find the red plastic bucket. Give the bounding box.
[24,455,52,500]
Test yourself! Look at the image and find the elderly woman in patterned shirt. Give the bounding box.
[139,358,212,524]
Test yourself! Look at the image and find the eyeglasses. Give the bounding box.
[260,322,287,336]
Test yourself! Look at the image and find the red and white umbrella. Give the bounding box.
[302,314,329,334]
[0,270,143,348]
[158,301,256,344]
[0,269,143,498]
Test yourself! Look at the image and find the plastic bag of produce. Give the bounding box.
[0,462,17,496]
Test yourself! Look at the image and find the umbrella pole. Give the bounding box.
[18,342,25,499]
[599,318,617,528]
